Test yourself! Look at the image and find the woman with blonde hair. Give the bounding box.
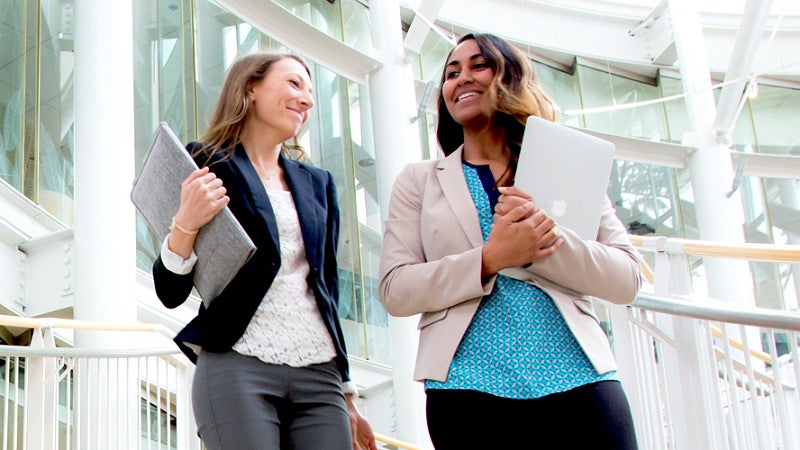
[380,33,642,449]
[153,52,376,450]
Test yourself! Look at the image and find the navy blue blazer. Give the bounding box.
[152,142,351,382]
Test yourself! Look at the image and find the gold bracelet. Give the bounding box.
[170,217,198,235]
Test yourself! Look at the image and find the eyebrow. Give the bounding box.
[446,53,484,68]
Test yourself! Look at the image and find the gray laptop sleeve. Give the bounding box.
[131,122,256,305]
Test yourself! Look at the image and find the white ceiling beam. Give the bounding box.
[628,1,677,66]
[403,0,447,53]
[712,0,774,135]
[732,152,800,179]
[574,127,692,168]
[213,0,381,83]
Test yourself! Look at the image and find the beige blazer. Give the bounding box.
[379,147,643,382]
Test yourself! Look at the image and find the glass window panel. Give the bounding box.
[577,65,669,141]
[273,0,343,41]
[748,85,800,155]
[660,75,690,144]
[610,160,683,238]
[763,177,800,310]
[533,61,584,128]
[731,100,756,152]
[37,0,75,224]
[133,0,196,270]
[341,0,372,54]
[304,63,388,363]
[0,0,28,191]
[415,31,452,84]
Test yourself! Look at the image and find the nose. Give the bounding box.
[457,69,473,85]
[299,91,314,110]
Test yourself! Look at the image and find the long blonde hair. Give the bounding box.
[196,52,311,164]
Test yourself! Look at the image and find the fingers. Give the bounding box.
[496,202,534,224]
[182,166,209,186]
[498,185,532,200]
[177,168,229,230]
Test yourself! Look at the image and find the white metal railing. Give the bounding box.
[607,292,800,450]
[615,235,800,450]
[0,317,200,450]
[0,316,425,449]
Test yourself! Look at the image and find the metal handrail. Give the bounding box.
[630,234,800,263]
[633,293,800,332]
[0,313,174,337]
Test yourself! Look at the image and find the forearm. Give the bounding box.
[380,246,493,317]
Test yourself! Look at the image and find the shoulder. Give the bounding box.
[393,158,442,191]
[290,158,334,183]
[185,141,229,168]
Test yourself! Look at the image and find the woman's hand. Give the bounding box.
[482,189,562,276]
[173,167,229,230]
[495,186,534,218]
[346,395,377,450]
[168,167,229,258]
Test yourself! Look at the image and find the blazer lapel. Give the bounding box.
[281,155,321,264]
[436,147,484,248]
[230,146,281,253]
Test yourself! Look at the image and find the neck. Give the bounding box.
[462,127,508,164]
[240,125,283,170]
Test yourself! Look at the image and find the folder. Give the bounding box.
[131,122,256,305]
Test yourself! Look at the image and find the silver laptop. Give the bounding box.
[514,115,615,241]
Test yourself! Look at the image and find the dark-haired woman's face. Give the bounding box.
[441,39,495,128]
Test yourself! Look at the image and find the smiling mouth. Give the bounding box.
[455,92,479,103]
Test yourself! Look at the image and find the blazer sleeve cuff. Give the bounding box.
[160,235,198,275]
[342,380,359,397]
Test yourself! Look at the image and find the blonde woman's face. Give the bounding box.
[441,39,495,128]
[247,57,314,141]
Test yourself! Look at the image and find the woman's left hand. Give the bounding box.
[347,395,377,450]
[496,186,535,218]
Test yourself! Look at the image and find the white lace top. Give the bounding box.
[232,189,336,367]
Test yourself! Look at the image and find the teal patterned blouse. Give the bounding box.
[424,162,616,399]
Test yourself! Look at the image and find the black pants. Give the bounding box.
[426,380,638,450]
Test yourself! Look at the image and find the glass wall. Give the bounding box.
[273,0,372,54]
[0,0,75,224]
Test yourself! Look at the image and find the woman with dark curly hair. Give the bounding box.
[380,33,642,449]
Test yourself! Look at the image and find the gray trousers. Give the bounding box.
[192,350,352,450]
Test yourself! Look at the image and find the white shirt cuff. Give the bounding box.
[160,234,198,275]
[342,380,359,397]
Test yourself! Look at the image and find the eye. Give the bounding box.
[473,60,488,70]
[289,78,301,87]
[445,70,459,80]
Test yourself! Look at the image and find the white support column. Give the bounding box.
[73,0,137,448]
[666,0,760,446]
[73,0,137,345]
[667,0,755,309]
[368,1,430,447]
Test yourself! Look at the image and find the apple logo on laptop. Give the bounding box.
[550,199,567,218]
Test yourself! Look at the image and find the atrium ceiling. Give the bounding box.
[401,0,800,84]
